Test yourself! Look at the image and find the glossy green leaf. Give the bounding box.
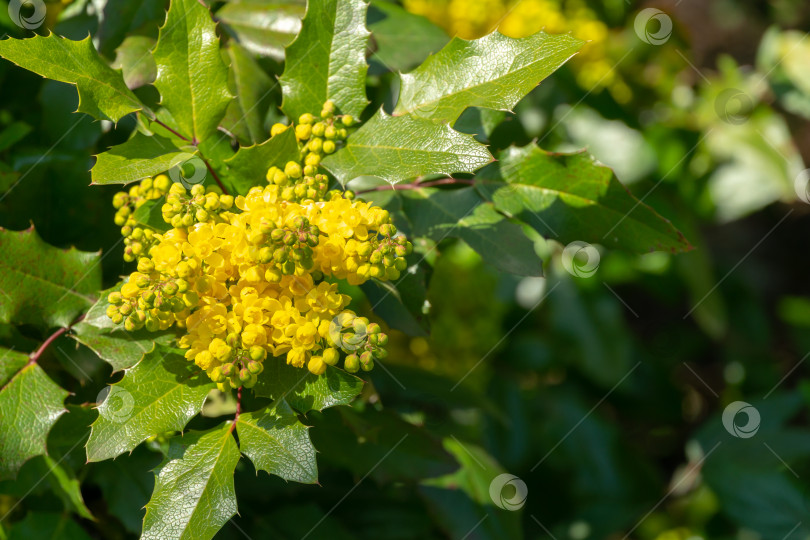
[476,146,692,253]
[0,347,29,387]
[279,0,370,120]
[254,359,363,412]
[86,344,215,462]
[218,0,305,61]
[152,0,233,141]
[91,132,192,185]
[322,109,492,184]
[236,398,317,483]
[0,364,68,480]
[395,31,582,123]
[223,43,275,145]
[224,127,300,195]
[142,425,239,540]
[0,227,101,330]
[399,187,543,276]
[0,34,142,123]
[71,283,174,371]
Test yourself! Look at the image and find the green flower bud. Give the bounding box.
[247,359,264,374]
[344,353,359,373]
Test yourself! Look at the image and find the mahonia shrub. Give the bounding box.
[0,0,690,538]
[110,104,405,390]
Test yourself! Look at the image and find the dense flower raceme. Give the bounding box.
[107,103,409,391]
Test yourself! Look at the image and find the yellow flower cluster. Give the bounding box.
[108,102,409,391]
[112,175,172,262]
[403,0,631,102]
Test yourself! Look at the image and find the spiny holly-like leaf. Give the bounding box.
[152,0,233,141]
[236,398,317,484]
[91,132,192,185]
[0,34,143,123]
[224,128,299,195]
[280,0,370,120]
[395,31,583,123]
[254,360,363,412]
[86,344,215,462]
[322,109,492,185]
[218,0,305,61]
[0,363,68,480]
[223,43,275,145]
[142,425,239,540]
[0,347,28,387]
[399,187,543,276]
[476,146,692,253]
[71,283,174,372]
[0,227,101,330]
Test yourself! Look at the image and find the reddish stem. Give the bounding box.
[230,387,242,433]
[202,158,229,195]
[28,313,86,365]
[153,119,190,143]
[356,177,473,194]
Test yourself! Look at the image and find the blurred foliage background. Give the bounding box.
[1,0,810,538]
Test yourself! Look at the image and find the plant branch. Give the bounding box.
[29,313,85,365]
[201,156,229,195]
[230,387,242,433]
[153,118,190,143]
[355,177,474,194]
